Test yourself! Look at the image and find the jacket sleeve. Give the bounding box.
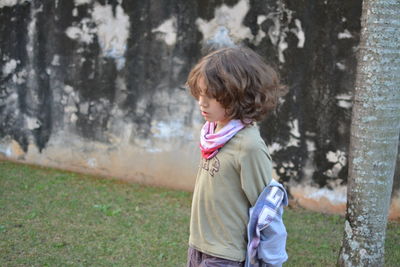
[257,206,288,266]
[245,183,289,267]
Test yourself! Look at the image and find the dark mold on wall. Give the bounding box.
[253,0,363,187]
[0,2,31,152]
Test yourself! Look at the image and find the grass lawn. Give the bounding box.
[0,160,399,266]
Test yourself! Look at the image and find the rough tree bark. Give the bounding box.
[337,0,400,266]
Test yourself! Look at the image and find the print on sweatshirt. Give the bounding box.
[201,156,220,177]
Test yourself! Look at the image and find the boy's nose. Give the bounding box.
[198,96,208,108]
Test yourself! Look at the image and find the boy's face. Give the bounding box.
[197,77,229,128]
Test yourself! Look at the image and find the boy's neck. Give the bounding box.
[215,120,230,133]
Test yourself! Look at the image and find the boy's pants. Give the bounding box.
[187,247,244,267]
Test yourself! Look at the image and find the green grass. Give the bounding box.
[0,160,399,267]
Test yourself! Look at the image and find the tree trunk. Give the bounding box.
[337,0,400,266]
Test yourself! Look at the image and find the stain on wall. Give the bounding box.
[0,0,398,218]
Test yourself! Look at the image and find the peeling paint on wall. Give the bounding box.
[74,0,92,6]
[92,3,129,70]
[152,17,177,46]
[338,29,353,39]
[0,0,31,9]
[196,0,252,43]
[262,2,302,63]
[291,19,305,48]
[65,2,130,70]
[286,119,300,147]
[65,19,96,44]
[336,94,353,109]
[2,59,19,76]
[324,150,347,178]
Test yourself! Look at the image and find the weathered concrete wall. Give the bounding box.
[0,0,398,219]
[0,0,202,190]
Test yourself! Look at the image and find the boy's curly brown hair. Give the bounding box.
[186,47,287,123]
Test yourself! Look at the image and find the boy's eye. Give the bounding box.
[199,92,208,98]
[199,90,213,98]
[200,94,213,100]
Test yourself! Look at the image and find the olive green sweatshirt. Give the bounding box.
[189,124,272,262]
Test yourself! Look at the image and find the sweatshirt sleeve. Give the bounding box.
[238,136,273,206]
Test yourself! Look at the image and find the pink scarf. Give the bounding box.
[200,120,246,159]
